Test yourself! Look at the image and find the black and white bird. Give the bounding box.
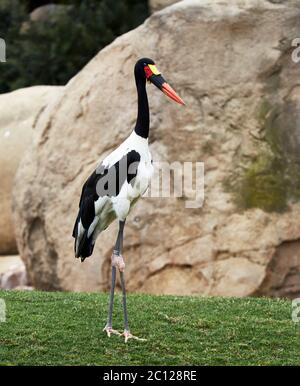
[72,58,185,342]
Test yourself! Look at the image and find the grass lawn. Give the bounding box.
[0,290,299,365]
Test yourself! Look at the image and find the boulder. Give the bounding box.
[30,4,70,22]
[149,0,180,13]
[0,86,62,254]
[0,255,27,289]
[13,0,300,297]
[0,255,22,275]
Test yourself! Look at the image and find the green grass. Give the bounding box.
[0,290,299,365]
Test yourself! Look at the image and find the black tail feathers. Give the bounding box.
[72,214,94,262]
[72,213,95,261]
[75,231,95,262]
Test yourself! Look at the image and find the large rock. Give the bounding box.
[30,4,70,22]
[0,255,27,289]
[0,86,62,254]
[13,0,300,297]
[0,255,22,275]
[149,0,180,13]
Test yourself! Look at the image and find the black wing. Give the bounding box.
[72,150,141,261]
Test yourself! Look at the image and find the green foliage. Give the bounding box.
[0,0,27,92]
[0,290,300,365]
[0,0,149,93]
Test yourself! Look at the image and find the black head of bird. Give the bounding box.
[134,57,185,105]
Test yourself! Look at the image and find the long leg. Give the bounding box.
[103,265,120,336]
[103,220,126,337]
[114,220,146,342]
[107,266,116,328]
[114,219,125,256]
[120,271,129,331]
[120,269,145,342]
[114,221,130,332]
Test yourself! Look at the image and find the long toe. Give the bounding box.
[122,330,147,343]
[103,325,121,337]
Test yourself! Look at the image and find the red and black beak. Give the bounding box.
[149,74,185,105]
[144,64,185,105]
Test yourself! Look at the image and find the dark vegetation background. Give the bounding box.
[0,0,149,93]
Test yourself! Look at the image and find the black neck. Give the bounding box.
[134,77,149,139]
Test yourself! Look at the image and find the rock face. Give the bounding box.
[149,0,180,13]
[0,86,62,254]
[0,255,27,289]
[13,0,300,297]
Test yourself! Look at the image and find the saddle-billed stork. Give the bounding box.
[72,58,185,342]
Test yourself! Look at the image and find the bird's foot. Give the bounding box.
[111,251,125,272]
[103,325,121,337]
[122,329,147,343]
